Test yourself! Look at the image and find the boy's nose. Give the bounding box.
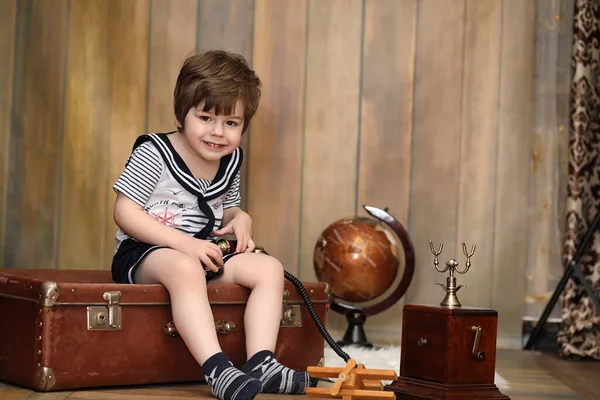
[212,124,224,136]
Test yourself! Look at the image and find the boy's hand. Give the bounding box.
[174,237,223,274]
[212,211,255,253]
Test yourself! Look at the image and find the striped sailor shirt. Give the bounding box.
[112,132,243,252]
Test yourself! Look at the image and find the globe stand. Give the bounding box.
[337,310,373,348]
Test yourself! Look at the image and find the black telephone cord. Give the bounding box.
[284,270,351,363]
[215,240,351,363]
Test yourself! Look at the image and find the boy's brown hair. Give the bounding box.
[174,50,262,133]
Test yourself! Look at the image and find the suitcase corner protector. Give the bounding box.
[39,281,59,307]
[33,366,56,391]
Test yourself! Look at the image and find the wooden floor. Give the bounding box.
[0,350,598,400]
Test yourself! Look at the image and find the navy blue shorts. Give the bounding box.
[111,238,238,284]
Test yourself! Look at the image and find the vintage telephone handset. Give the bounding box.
[209,239,351,364]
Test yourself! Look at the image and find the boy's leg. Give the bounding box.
[134,249,260,400]
[210,253,313,394]
[210,252,283,355]
[134,248,222,363]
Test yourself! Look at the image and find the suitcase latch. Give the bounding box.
[281,289,302,327]
[87,291,122,331]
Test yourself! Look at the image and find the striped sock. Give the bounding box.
[241,350,314,394]
[203,352,261,400]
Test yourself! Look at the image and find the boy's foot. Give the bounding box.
[203,352,261,400]
[241,350,316,394]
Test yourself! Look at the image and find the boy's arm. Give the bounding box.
[216,206,253,253]
[114,192,190,249]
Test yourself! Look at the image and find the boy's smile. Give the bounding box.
[204,142,225,150]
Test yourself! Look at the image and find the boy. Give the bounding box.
[111,50,311,400]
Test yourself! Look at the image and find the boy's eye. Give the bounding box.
[199,115,211,121]
[226,121,238,126]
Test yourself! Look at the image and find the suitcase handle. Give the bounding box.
[164,320,238,336]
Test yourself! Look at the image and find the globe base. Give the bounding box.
[336,310,374,349]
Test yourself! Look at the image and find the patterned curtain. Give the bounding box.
[559,0,600,360]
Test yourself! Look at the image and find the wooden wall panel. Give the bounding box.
[249,0,307,274]
[299,0,363,279]
[493,0,535,346]
[524,0,565,319]
[299,0,363,332]
[3,0,68,270]
[146,0,197,133]
[197,0,255,212]
[0,0,16,266]
[58,0,112,270]
[198,0,254,57]
[556,0,574,244]
[353,0,417,340]
[103,0,150,270]
[454,0,502,308]
[406,0,466,306]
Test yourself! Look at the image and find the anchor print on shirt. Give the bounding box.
[146,200,187,228]
[151,207,181,227]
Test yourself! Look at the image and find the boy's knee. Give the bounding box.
[167,255,206,288]
[260,255,284,283]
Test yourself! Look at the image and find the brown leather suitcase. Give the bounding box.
[0,268,331,392]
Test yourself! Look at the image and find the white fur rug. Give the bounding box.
[323,344,510,390]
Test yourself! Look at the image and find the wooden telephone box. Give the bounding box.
[385,242,510,399]
[385,304,510,399]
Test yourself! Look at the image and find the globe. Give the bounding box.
[313,217,400,303]
[313,205,415,347]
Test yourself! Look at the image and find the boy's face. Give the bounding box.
[178,99,245,162]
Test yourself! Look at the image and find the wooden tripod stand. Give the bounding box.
[306,359,398,400]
